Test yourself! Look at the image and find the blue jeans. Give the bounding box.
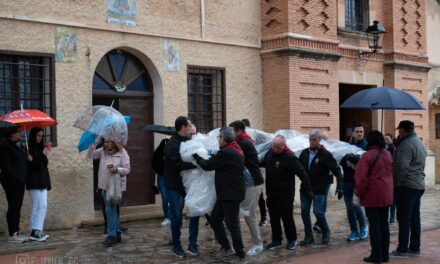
[301,191,329,239]
[166,188,200,248]
[157,175,170,219]
[395,186,424,253]
[343,181,366,233]
[102,190,120,238]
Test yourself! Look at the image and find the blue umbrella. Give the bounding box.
[77,115,131,152]
[340,86,425,110]
[340,86,425,132]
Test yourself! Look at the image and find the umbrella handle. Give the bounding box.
[24,126,28,151]
[20,104,29,151]
[86,136,101,160]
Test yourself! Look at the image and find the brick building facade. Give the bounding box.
[261,0,431,148]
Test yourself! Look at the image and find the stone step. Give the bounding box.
[80,204,164,226]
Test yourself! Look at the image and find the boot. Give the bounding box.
[322,229,331,245]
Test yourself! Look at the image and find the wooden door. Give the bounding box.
[119,97,154,206]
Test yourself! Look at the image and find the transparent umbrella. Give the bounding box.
[73,105,128,145]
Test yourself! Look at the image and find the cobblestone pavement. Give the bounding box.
[1,186,439,264]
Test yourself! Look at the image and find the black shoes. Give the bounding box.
[187,244,200,256]
[299,237,314,246]
[173,245,186,257]
[363,256,382,263]
[322,230,331,245]
[102,237,117,247]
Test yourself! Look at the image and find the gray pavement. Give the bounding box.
[1,185,439,264]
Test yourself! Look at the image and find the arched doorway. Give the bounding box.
[92,49,154,208]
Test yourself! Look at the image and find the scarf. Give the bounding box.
[235,131,254,143]
[309,145,326,152]
[224,141,244,156]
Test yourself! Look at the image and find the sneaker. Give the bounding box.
[40,231,50,239]
[30,230,47,242]
[187,244,200,256]
[389,250,409,259]
[347,232,359,241]
[299,237,314,246]
[211,247,235,259]
[17,230,30,242]
[313,224,322,233]
[102,236,117,247]
[247,244,263,256]
[286,240,297,250]
[8,232,26,244]
[173,245,186,258]
[360,225,368,240]
[259,219,267,227]
[408,249,420,257]
[161,218,171,226]
[266,241,283,250]
[116,232,122,243]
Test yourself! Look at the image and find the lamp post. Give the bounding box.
[359,20,386,58]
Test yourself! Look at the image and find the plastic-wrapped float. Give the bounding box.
[180,128,364,217]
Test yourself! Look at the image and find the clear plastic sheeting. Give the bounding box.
[180,133,219,217]
[179,128,364,216]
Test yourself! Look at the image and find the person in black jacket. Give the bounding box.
[26,127,52,242]
[152,138,170,226]
[193,127,246,260]
[262,135,312,251]
[229,120,265,256]
[0,125,29,243]
[164,116,199,257]
[298,129,343,246]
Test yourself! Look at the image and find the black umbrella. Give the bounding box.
[142,124,175,135]
[340,86,425,132]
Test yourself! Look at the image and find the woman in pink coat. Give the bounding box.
[355,130,393,263]
[88,139,130,247]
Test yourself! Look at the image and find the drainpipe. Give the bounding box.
[200,0,206,39]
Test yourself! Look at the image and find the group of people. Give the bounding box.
[153,117,427,263]
[0,126,52,243]
[0,115,427,264]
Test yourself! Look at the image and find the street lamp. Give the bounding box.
[366,20,386,53]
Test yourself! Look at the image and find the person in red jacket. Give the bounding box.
[355,130,393,264]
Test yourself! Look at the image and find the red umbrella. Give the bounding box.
[0,109,58,131]
[0,109,57,151]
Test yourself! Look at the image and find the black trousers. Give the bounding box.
[365,207,390,262]
[2,183,25,236]
[258,192,267,220]
[210,200,244,254]
[267,197,297,242]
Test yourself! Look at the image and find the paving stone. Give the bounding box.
[1,186,440,263]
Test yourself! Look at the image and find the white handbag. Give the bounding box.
[106,173,122,204]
